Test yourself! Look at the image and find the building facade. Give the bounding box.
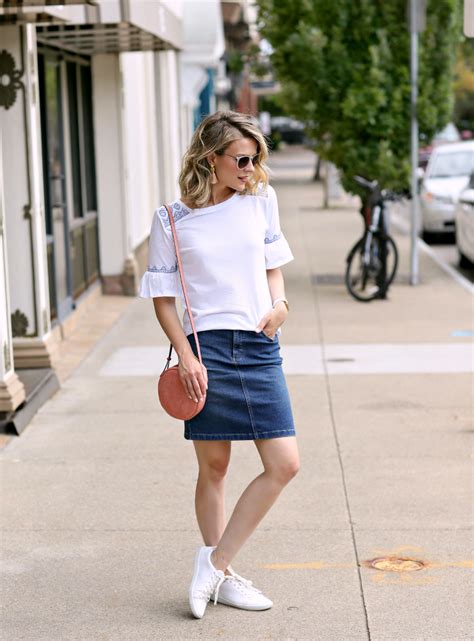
[0,0,225,431]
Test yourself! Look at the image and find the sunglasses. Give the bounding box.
[222,153,260,170]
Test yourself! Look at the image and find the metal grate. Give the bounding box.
[36,23,172,55]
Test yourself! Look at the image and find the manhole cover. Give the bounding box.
[369,557,425,572]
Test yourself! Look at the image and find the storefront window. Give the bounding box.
[38,48,99,317]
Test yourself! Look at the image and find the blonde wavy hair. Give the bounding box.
[178,111,270,209]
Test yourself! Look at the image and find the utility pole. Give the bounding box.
[465,0,474,38]
[408,0,426,286]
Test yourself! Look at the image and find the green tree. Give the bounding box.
[256,0,461,196]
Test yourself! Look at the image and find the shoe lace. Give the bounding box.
[196,572,226,606]
[226,567,262,594]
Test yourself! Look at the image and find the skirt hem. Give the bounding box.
[184,428,296,441]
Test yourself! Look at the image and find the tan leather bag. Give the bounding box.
[157,204,206,420]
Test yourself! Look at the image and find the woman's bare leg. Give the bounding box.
[210,435,300,572]
[193,440,231,547]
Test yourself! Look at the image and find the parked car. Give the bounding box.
[419,140,474,240]
[455,172,474,267]
[270,116,306,144]
[418,122,461,169]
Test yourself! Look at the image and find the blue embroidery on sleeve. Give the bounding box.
[159,202,191,227]
[148,263,178,273]
[264,233,281,244]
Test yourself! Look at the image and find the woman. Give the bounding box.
[140,111,300,619]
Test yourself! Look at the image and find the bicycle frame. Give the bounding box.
[353,176,394,299]
[362,204,382,263]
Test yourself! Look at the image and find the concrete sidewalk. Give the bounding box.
[1,147,472,641]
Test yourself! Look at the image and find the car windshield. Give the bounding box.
[428,151,474,178]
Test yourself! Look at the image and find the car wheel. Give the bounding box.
[459,251,473,269]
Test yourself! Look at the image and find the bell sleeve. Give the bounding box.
[264,185,295,269]
[139,207,182,298]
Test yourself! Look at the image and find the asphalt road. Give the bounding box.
[387,199,474,284]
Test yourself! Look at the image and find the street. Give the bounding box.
[387,198,474,285]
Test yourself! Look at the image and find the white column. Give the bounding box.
[154,49,183,202]
[23,24,52,339]
[0,129,26,412]
[120,51,160,250]
[92,53,131,294]
[119,51,163,283]
[1,25,55,369]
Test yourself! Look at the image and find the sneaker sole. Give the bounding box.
[216,596,273,611]
[189,546,208,619]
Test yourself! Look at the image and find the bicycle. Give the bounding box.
[345,175,400,302]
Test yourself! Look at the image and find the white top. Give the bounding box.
[139,184,294,337]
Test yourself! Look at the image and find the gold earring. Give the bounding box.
[210,164,218,185]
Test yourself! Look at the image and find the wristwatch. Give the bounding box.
[272,297,289,312]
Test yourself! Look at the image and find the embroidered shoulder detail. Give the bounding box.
[147,263,178,274]
[158,202,191,228]
[264,233,281,244]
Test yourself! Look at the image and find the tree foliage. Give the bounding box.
[453,38,474,131]
[256,0,461,194]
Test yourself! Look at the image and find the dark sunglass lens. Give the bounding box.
[237,155,258,169]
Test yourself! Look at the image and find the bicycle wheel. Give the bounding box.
[385,235,398,287]
[345,234,398,302]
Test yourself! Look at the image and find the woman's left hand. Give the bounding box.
[255,304,288,339]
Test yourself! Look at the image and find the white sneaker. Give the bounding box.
[213,566,273,611]
[189,545,226,619]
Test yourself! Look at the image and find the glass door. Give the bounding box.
[38,53,73,322]
[66,61,99,298]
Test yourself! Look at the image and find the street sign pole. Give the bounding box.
[409,0,420,286]
[465,0,474,38]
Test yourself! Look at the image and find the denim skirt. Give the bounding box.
[184,329,296,441]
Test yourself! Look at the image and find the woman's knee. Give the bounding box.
[255,436,300,485]
[266,458,300,485]
[194,441,231,482]
[199,456,230,481]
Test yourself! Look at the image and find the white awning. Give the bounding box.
[0,1,183,54]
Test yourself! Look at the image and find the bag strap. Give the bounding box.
[163,204,203,370]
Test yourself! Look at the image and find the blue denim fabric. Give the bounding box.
[184,329,296,441]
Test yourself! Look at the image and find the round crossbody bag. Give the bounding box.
[157,204,206,420]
